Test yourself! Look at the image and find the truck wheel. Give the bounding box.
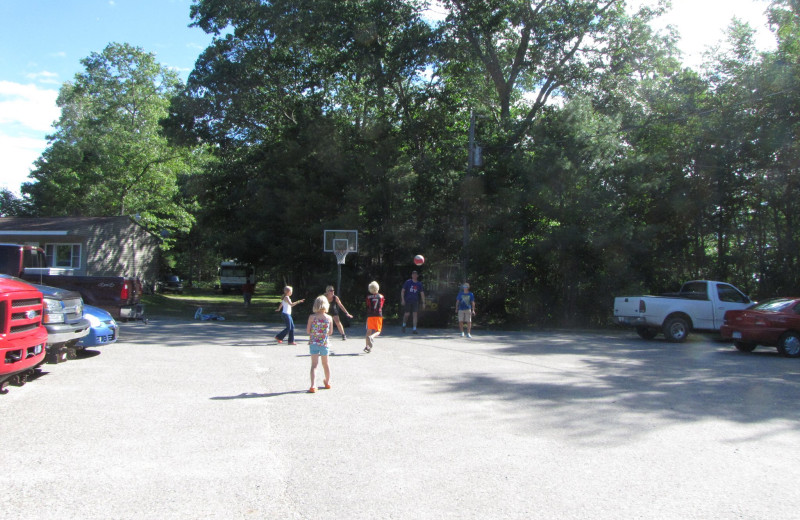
[777,332,800,358]
[663,316,689,343]
[734,341,757,353]
[636,327,658,340]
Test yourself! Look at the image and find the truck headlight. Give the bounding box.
[43,298,66,324]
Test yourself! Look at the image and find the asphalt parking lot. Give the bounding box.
[3,320,800,519]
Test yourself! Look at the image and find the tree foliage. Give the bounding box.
[24,43,201,237]
[29,1,800,326]
[0,189,34,217]
[161,0,800,324]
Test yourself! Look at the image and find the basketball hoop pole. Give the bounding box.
[333,239,349,295]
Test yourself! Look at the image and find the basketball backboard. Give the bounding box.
[323,230,358,253]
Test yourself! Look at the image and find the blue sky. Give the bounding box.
[0,0,776,196]
[0,0,214,195]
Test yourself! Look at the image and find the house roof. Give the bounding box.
[0,216,136,232]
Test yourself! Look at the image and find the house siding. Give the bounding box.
[0,216,160,285]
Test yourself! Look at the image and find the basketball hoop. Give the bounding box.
[333,239,349,265]
[324,230,358,295]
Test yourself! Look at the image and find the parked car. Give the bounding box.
[0,276,48,393]
[76,304,118,348]
[721,297,800,357]
[614,280,753,342]
[27,279,91,363]
[157,275,184,294]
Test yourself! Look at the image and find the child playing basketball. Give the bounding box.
[364,281,385,353]
[306,295,333,393]
[275,286,305,345]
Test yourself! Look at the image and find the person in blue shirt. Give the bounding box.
[456,283,476,338]
[401,270,425,333]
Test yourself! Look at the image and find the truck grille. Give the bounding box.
[0,292,44,336]
[63,297,83,321]
[12,309,41,320]
[10,322,41,334]
[12,298,41,308]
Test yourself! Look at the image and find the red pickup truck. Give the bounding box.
[0,276,48,393]
[0,243,144,320]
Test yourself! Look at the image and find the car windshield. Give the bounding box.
[752,299,797,312]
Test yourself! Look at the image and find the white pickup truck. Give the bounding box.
[613,280,753,342]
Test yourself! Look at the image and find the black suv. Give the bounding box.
[158,275,184,294]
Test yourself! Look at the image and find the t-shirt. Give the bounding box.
[457,292,475,311]
[366,293,385,317]
[280,296,292,316]
[309,316,330,347]
[402,280,423,303]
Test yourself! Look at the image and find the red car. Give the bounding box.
[721,298,800,357]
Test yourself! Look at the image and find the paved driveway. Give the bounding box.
[3,320,800,519]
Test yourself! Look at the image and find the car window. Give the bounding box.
[680,281,707,299]
[753,299,795,312]
[717,284,749,303]
[681,281,706,294]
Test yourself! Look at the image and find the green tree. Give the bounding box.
[24,43,200,236]
[0,189,34,217]
[168,0,459,287]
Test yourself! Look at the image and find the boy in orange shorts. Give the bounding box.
[364,281,384,353]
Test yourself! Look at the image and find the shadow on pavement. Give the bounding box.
[210,390,308,400]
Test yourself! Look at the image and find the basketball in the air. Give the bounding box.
[414,254,425,266]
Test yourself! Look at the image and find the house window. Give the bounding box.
[45,244,81,269]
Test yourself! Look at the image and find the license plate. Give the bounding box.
[732,332,742,339]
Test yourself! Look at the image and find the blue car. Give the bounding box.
[75,305,118,348]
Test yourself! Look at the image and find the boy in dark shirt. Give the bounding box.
[365,281,384,353]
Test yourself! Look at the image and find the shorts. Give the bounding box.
[404,301,420,313]
[309,344,330,356]
[366,317,383,332]
[458,309,472,323]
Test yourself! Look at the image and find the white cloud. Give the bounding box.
[0,135,46,195]
[0,81,60,131]
[0,81,60,194]
[25,70,60,85]
[637,0,775,68]
[422,0,448,24]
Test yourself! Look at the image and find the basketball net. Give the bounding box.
[333,239,349,265]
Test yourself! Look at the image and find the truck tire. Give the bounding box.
[662,316,689,343]
[636,327,658,340]
[734,341,757,353]
[777,332,800,358]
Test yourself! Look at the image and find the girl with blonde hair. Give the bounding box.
[306,295,333,393]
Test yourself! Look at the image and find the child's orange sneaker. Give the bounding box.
[308,387,316,393]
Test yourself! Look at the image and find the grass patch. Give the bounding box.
[142,288,285,323]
